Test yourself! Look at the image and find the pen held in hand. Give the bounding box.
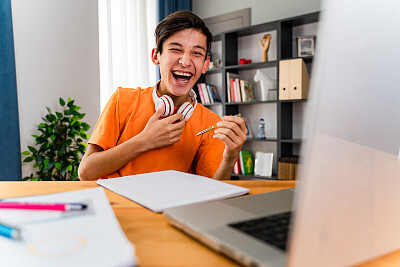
[195,114,241,136]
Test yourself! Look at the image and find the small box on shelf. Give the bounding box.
[278,156,299,180]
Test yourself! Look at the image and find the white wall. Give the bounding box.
[11,0,100,178]
[193,0,321,25]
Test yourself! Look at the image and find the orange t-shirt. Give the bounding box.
[88,86,225,178]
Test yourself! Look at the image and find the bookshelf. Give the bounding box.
[197,12,320,180]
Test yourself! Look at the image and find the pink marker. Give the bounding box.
[0,202,87,211]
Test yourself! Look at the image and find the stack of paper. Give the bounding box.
[98,170,250,213]
[0,188,137,267]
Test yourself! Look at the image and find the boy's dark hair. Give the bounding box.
[155,10,213,58]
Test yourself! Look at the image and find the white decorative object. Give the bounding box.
[254,152,273,177]
[254,69,276,101]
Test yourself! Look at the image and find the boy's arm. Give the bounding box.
[78,107,185,181]
[212,116,247,180]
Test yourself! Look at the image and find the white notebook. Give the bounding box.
[97,170,250,213]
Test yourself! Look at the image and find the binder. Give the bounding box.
[279,58,310,100]
[290,58,310,99]
[279,60,291,100]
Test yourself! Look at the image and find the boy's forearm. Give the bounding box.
[212,158,236,180]
[78,136,148,181]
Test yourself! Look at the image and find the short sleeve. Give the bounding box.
[88,90,121,150]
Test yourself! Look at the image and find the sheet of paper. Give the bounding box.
[97,170,250,213]
[0,187,137,267]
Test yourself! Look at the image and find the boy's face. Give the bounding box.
[152,28,209,102]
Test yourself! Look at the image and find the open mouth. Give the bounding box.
[172,71,193,83]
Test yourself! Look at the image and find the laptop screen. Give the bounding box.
[288,0,400,266]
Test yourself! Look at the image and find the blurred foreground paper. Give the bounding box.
[0,188,137,267]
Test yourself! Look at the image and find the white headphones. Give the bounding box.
[152,85,197,121]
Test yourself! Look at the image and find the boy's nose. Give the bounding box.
[178,54,191,67]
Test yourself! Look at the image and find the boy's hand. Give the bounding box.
[213,115,247,162]
[139,105,186,150]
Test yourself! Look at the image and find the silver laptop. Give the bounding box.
[164,0,400,266]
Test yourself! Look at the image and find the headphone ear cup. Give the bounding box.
[157,95,174,116]
[177,102,194,121]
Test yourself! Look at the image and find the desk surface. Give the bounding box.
[0,180,398,266]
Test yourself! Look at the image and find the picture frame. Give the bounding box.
[296,35,316,57]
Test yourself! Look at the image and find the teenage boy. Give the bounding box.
[79,10,247,181]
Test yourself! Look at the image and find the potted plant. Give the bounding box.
[22,97,91,181]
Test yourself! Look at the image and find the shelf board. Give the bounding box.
[246,138,277,142]
[279,99,308,103]
[202,102,222,106]
[226,100,277,105]
[225,61,278,71]
[225,21,280,37]
[231,174,278,180]
[280,139,303,143]
[280,12,320,27]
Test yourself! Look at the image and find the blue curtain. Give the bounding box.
[0,0,22,181]
[157,0,192,22]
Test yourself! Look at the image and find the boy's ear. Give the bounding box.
[151,48,159,65]
[201,57,210,74]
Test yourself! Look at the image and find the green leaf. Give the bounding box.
[59,98,65,106]
[44,158,49,170]
[73,105,82,111]
[67,165,73,171]
[22,151,30,155]
[55,162,62,170]
[61,167,67,177]
[32,135,39,139]
[56,112,63,118]
[38,123,46,128]
[81,122,90,131]
[46,107,52,113]
[50,135,56,142]
[23,157,34,162]
[67,97,72,104]
[28,146,37,153]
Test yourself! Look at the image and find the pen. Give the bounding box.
[0,220,22,240]
[0,202,87,211]
[195,114,241,136]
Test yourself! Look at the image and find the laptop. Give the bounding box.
[164,0,400,266]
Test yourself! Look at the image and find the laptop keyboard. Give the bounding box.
[229,211,292,251]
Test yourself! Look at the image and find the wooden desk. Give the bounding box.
[0,180,398,266]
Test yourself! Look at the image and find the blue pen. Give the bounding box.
[0,220,22,240]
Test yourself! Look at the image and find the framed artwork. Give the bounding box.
[297,35,316,57]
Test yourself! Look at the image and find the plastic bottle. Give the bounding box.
[257,118,266,139]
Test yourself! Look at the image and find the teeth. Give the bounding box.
[173,71,192,77]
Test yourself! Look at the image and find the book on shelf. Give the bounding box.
[207,84,221,103]
[240,80,256,102]
[226,72,239,103]
[200,83,211,104]
[240,150,254,175]
[234,78,242,102]
[196,83,221,104]
[196,83,206,104]
[254,152,273,177]
[233,157,241,175]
